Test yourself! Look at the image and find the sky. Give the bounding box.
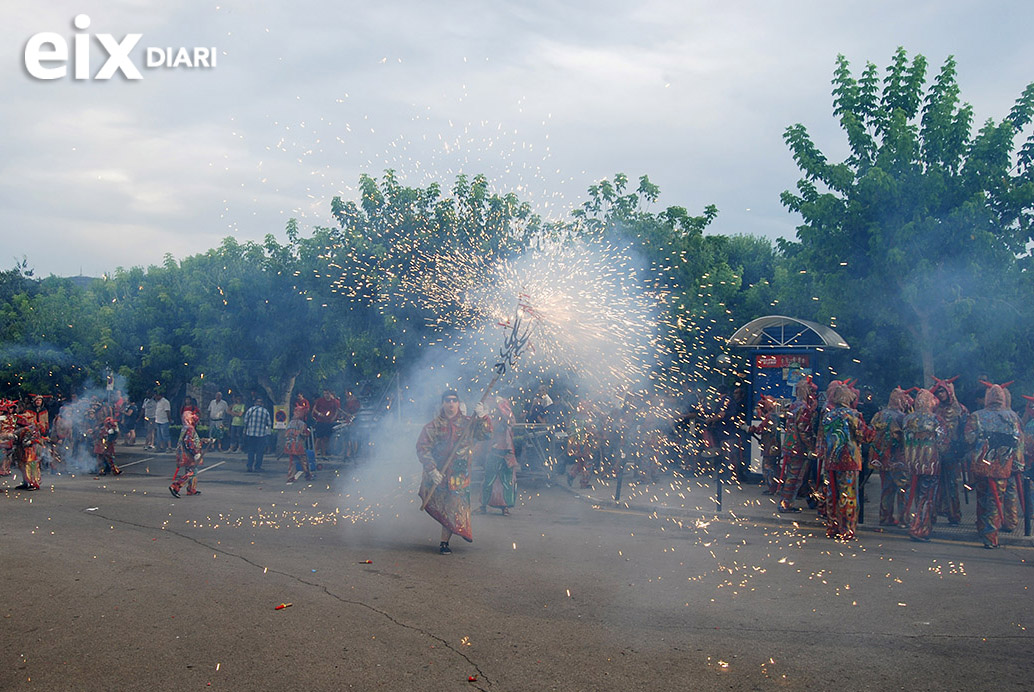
[3,0,1032,278]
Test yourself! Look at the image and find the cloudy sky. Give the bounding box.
[3,1,1032,277]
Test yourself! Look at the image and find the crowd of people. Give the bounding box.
[435,375,1031,550]
[748,374,1030,548]
[0,386,363,494]
[5,373,1031,552]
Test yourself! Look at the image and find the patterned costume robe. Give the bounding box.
[779,394,817,508]
[92,417,121,476]
[0,404,16,476]
[964,387,1023,547]
[417,408,492,542]
[12,415,43,490]
[817,398,874,540]
[902,398,947,540]
[171,419,204,495]
[870,404,908,525]
[932,381,967,524]
[483,401,519,510]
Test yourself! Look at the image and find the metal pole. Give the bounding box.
[1024,475,1031,538]
[715,452,723,512]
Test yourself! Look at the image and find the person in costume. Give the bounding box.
[480,396,519,513]
[0,399,18,477]
[930,376,968,524]
[993,383,1024,533]
[283,403,312,484]
[416,390,492,554]
[964,383,1023,548]
[564,398,598,489]
[816,384,874,540]
[903,389,949,541]
[778,377,818,513]
[869,388,910,526]
[91,411,121,476]
[169,410,208,497]
[749,395,782,495]
[11,411,43,490]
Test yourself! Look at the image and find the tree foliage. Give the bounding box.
[780,48,1034,391]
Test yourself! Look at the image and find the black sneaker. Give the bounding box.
[439,542,452,555]
[169,485,180,498]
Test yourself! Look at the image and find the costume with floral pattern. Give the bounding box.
[416,404,492,542]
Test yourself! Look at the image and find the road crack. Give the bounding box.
[84,508,492,689]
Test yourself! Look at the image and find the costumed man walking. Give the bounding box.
[964,383,1023,548]
[931,376,968,524]
[869,388,910,526]
[902,389,948,541]
[778,377,818,513]
[817,384,874,540]
[170,410,208,498]
[416,390,492,554]
[481,396,519,513]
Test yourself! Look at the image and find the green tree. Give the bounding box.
[780,48,1034,389]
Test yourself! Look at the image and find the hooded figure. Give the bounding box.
[170,410,205,498]
[481,396,520,512]
[870,388,910,526]
[12,412,43,490]
[964,383,1023,548]
[416,391,492,553]
[930,376,968,524]
[778,377,818,513]
[817,384,874,540]
[903,389,949,541]
[92,411,121,477]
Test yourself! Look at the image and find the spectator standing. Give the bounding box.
[228,394,246,452]
[207,391,230,450]
[312,389,340,459]
[243,396,272,472]
[143,391,157,449]
[121,397,139,446]
[154,392,172,452]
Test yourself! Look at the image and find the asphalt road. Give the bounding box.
[2,447,1032,691]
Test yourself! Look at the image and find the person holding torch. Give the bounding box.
[416,390,492,554]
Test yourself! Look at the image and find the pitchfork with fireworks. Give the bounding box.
[419,297,536,511]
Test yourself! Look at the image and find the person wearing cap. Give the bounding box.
[480,396,519,513]
[416,390,492,554]
[964,383,1023,548]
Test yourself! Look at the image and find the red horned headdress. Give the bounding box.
[979,380,1013,411]
[930,375,959,403]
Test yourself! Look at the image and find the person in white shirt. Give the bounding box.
[207,391,230,450]
[154,393,172,452]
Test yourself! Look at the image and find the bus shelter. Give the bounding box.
[727,315,849,410]
[727,316,849,476]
